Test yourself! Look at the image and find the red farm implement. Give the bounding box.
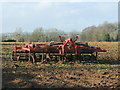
[11,36,107,63]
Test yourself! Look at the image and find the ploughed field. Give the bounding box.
[1,42,120,88]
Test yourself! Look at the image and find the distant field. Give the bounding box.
[1,42,120,88]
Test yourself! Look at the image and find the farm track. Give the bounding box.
[1,42,120,88]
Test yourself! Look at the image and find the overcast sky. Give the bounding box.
[0,0,118,33]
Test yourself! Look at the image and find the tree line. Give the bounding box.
[1,22,119,42]
[79,22,118,42]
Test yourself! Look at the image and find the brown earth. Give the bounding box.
[2,60,119,89]
[1,42,119,89]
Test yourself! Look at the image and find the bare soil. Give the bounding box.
[2,60,120,89]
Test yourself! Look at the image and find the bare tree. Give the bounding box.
[30,27,45,42]
[12,28,24,42]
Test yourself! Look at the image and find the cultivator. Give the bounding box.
[11,36,107,63]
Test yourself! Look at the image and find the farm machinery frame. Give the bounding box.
[11,36,107,63]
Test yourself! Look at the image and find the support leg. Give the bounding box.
[31,52,36,63]
[95,52,98,63]
[96,52,98,61]
[28,51,32,62]
[41,53,44,63]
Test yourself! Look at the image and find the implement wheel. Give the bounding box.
[82,55,91,61]
[90,55,97,61]
[11,51,17,61]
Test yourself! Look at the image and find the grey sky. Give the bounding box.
[0,0,118,33]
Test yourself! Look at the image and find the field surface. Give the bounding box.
[1,42,120,88]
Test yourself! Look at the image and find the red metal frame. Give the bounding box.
[13,36,107,57]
